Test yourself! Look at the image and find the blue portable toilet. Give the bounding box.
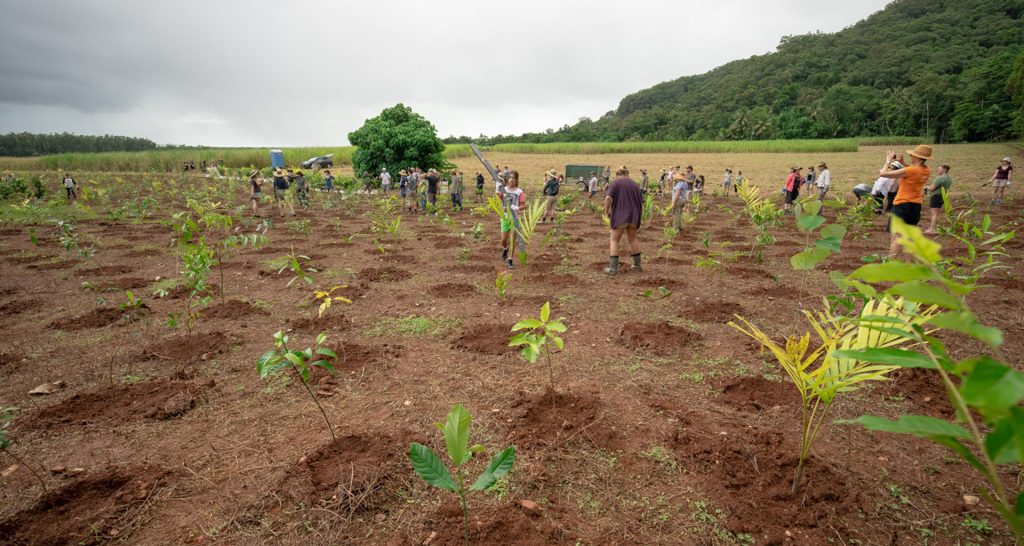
[270,149,284,169]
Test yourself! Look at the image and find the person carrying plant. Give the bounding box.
[293,170,309,208]
[816,162,831,199]
[248,169,262,215]
[61,172,77,202]
[450,170,464,211]
[879,145,931,257]
[541,170,559,223]
[985,157,1013,205]
[500,171,526,269]
[604,166,644,276]
[925,164,953,234]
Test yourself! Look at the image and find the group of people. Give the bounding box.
[783,163,832,210]
[248,168,316,216]
[182,159,224,173]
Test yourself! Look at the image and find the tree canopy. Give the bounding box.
[0,132,157,156]
[347,104,447,176]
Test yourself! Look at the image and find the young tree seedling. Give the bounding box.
[509,301,567,395]
[314,285,352,319]
[408,404,516,546]
[278,248,317,288]
[257,331,339,442]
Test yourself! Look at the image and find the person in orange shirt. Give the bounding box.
[878,144,932,257]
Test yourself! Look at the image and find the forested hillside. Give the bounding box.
[0,132,157,157]
[480,0,1024,144]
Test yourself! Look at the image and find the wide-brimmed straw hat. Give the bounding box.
[273,168,285,177]
[906,144,933,160]
[399,169,408,175]
[545,170,557,178]
[673,172,686,181]
[1002,157,1012,163]
[249,169,259,178]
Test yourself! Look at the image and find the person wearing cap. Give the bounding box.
[604,166,644,276]
[61,172,77,202]
[272,168,294,217]
[816,163,831,199]
[879,145,932,256]
[450,170,464,211]
[986,157,1013,205]
[322,169,334,192]
[541,170,560,223]
[925,164,953,234]
[380,168,392,195]
[248,170,262,215]
[783,166,802,211]
[670,172,689,230]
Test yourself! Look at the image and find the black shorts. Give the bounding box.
[784,189,799,204]
[929,193,944,209]
[888,202,922,232]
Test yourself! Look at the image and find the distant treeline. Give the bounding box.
[0,132,158,156]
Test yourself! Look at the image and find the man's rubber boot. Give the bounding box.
[501,247,508,261]
[631,253,642,272]
[506,259,514,270]
[604,256,619,276]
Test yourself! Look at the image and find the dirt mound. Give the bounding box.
[684,301,744,323]
[357,266,412,283]
[715,376,799,412]
[22,380,202,430]
[429,281,474,298]
[83,264,135,276]
[743,284,794,300]
[100,277,152,290]
[731,266,775,280]
[631,275,684,290]
[885,367,954,418]
[509,389,623,450]
[541,273,579,287]
[286,313,352,334]
[9,254,51,264]
[48,306,148,331]
[452,323,513,355]
[377,252,418,264]
[203,299,269,320]
[444,263,495,274]
[617,321,701,356]
[141,331,228,362]
[125,248,163,258]
[0,466,179,545]
[421,500,566,546]
[671,426,869,544]
[0,298,43,316]
[334,343,401,371]
[27,259,79,271]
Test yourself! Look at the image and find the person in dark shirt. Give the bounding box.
[424,169,441,212]
[248,170,262,215]
[475,171,485,202]
[541,170,560,223]
[604,166,644,275]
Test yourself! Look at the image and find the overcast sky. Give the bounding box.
[0,0,891,147]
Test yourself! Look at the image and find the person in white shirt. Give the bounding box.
[816,163,831,198]
[379,169,392,194]
[588,172,599,199]
[62,173,77,201]
[870,176,892,213]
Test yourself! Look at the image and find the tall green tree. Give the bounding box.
[347,104,447,176]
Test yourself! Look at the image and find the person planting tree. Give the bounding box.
[604,166,644,276]
[879,145,931,257]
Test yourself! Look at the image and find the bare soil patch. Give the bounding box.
[617,321,702,356]
[715,376,799,412]
[357,266,412,283]
[82,264,135,276]
[509,388,624,450]
[22,380,202,430]
[48,306,147,331]
[684,300,744,323]
[429,281,474,298]
[0,298,43,316]
[203,299,269,320]
[452,323,513,355]
[26,259,78,271]
[141,331,228,362]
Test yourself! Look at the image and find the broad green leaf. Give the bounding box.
[546,321,567,333]
[316,333,327,345]
[551,336,564,350]
[509,333,531,347]
[852,414,970,439]
[830,348,934,369]
[469,446,517,491]
[442,404,472,467]
[256,351,280,378]
[283,351,305,369]
[814,236,842,253]
[317,348,338,359]
[1016,493,1024,517]
[539,302,550,322]
[887,281,962,310]
[802,200,823,216]
[469,444,485,453]
[849,262,934,283]
[984,408,1024,464]
[960,357,1024,416]
[521,345,540,363]
[820,224,847,240]
[511,319,543,332]
[312,359,335,374]
[797,215,826,232]
[791,248,830,270]
[929,312,1003,347]
[891,217,942,264]
[409,443,457,492]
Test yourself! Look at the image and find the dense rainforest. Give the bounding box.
[445,0,1024,145]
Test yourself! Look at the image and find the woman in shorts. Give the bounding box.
[879,145,931,256]
[248,170,262,215]
[925,164,952,234]
[987,157,1013,205]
